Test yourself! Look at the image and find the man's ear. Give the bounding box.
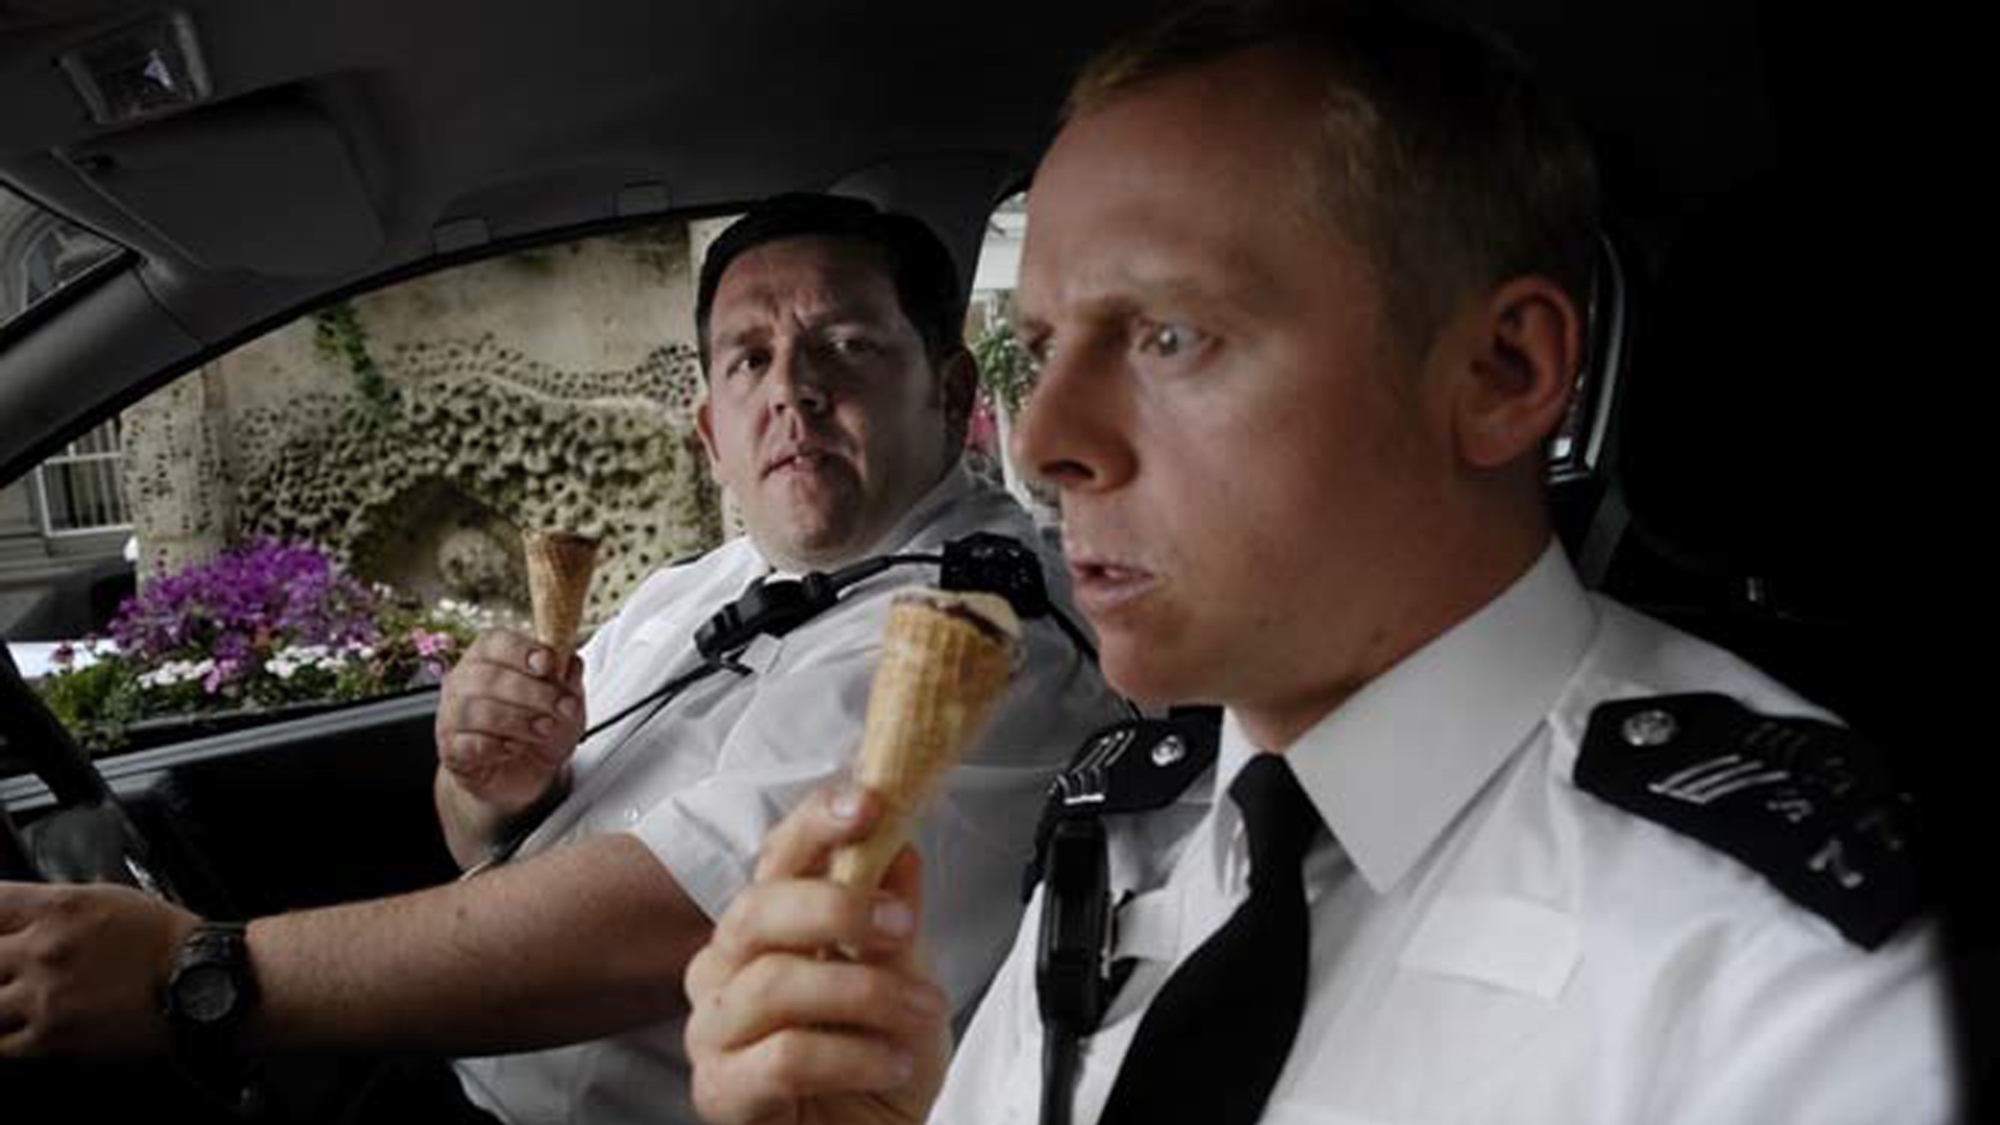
[1449,276,1582,470]
[694,397,721,469]
[938,347,979,451]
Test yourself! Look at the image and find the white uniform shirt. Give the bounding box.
[936,543,1956,1125]
[456,466,1125,1125]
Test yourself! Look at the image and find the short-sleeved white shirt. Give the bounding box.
[456,466,1125,1125]
[935,542,1956,1124]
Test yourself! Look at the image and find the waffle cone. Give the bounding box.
[829,589,1020,889]
[522,530,599,657]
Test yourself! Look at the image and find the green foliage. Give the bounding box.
[972,319,1036,416]
[311,301,394,421]
[36,658,145,743]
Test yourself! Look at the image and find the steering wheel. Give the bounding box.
[0,645,270,1119]
[0,646,435,1123]
[0,644,197,898]
[0,803,32,882]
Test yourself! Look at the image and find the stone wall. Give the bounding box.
[121,220,722,627]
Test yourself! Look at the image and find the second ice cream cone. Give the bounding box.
[829,589,1020,890]
[522,529,599,659]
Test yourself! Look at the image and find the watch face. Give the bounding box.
[174,964,241,1024]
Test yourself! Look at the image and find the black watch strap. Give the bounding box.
[162,921,262,1113]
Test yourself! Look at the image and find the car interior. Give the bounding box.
[0,0,1982,1120]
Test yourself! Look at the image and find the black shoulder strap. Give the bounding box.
[1021,707,1221,900]
[1575,693,1925,950]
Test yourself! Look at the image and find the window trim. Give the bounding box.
[31,419,132,537]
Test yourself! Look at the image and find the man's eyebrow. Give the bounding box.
[1122,248,1287,313]
[716,299,900,339]
[1026,249,1283,330]
[801,301,903,329]
[710,325,768,353]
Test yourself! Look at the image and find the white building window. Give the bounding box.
[35,420,131,535]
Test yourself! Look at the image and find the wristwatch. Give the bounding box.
[162,921,260,1108]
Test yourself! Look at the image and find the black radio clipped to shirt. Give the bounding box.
[692,531,1057,666]
[561,531,1105,795]
[486,532,1075,869]
[1028,709,1220,1125]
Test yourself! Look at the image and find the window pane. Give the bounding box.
[965,191,1053,518]
[36,421,133,534]
[0,183,125,329]
[7,218,719,764]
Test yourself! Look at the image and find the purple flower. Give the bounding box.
[108,539,383,665]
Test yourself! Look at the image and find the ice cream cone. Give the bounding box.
[522,530,599,658]
[829,588,1021,890]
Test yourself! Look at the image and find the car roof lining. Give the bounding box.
[2,0,1785,485]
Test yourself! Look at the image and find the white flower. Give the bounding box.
[266,643,360,678]
[139,658,210,690]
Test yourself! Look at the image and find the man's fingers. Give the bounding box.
[439,733,543,775]
[711,878,917,967]
[682,788,946,1125]
[879,846,922,910]
[467,628,564,678]
[445,663,578,720]
[753,782,884,882]
[0,974,37,1055]
[700,949,946,1054]
[874,846,931,975]
[686,874,921,1027]
[692,1026,919,1125]
[0,882,52,933]
[450,694,569,746]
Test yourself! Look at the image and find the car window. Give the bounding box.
[5,199,1110,771]
[5,218,724,765]
[966,191,1056,518]
[0,182,126,332]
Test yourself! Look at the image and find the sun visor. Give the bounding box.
[59,95,383,278]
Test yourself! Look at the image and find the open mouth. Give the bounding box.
[1068,557,1159,614]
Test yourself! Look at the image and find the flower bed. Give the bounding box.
[34,539,500,752]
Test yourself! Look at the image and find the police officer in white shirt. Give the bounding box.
[681,5,1958,1124]
[0,194,1123,1125]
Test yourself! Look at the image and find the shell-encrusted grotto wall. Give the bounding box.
[235,337,717,623]
[122,222,724,628]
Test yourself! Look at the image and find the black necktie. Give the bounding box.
[1096,753,1321,1125]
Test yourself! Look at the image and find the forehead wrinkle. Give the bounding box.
[713,236,905,330]
[1024,218,1290,331]
[711,285,893,346]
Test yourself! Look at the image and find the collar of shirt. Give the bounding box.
[1222,540,1600,895]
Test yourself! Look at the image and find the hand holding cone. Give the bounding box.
[829,588,1021,890]
[522,530,599,659]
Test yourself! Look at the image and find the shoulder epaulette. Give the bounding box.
[1021,708,1220,900]
[1575,693,1924,950]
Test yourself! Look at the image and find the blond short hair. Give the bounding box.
[1068,0,1599,358]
